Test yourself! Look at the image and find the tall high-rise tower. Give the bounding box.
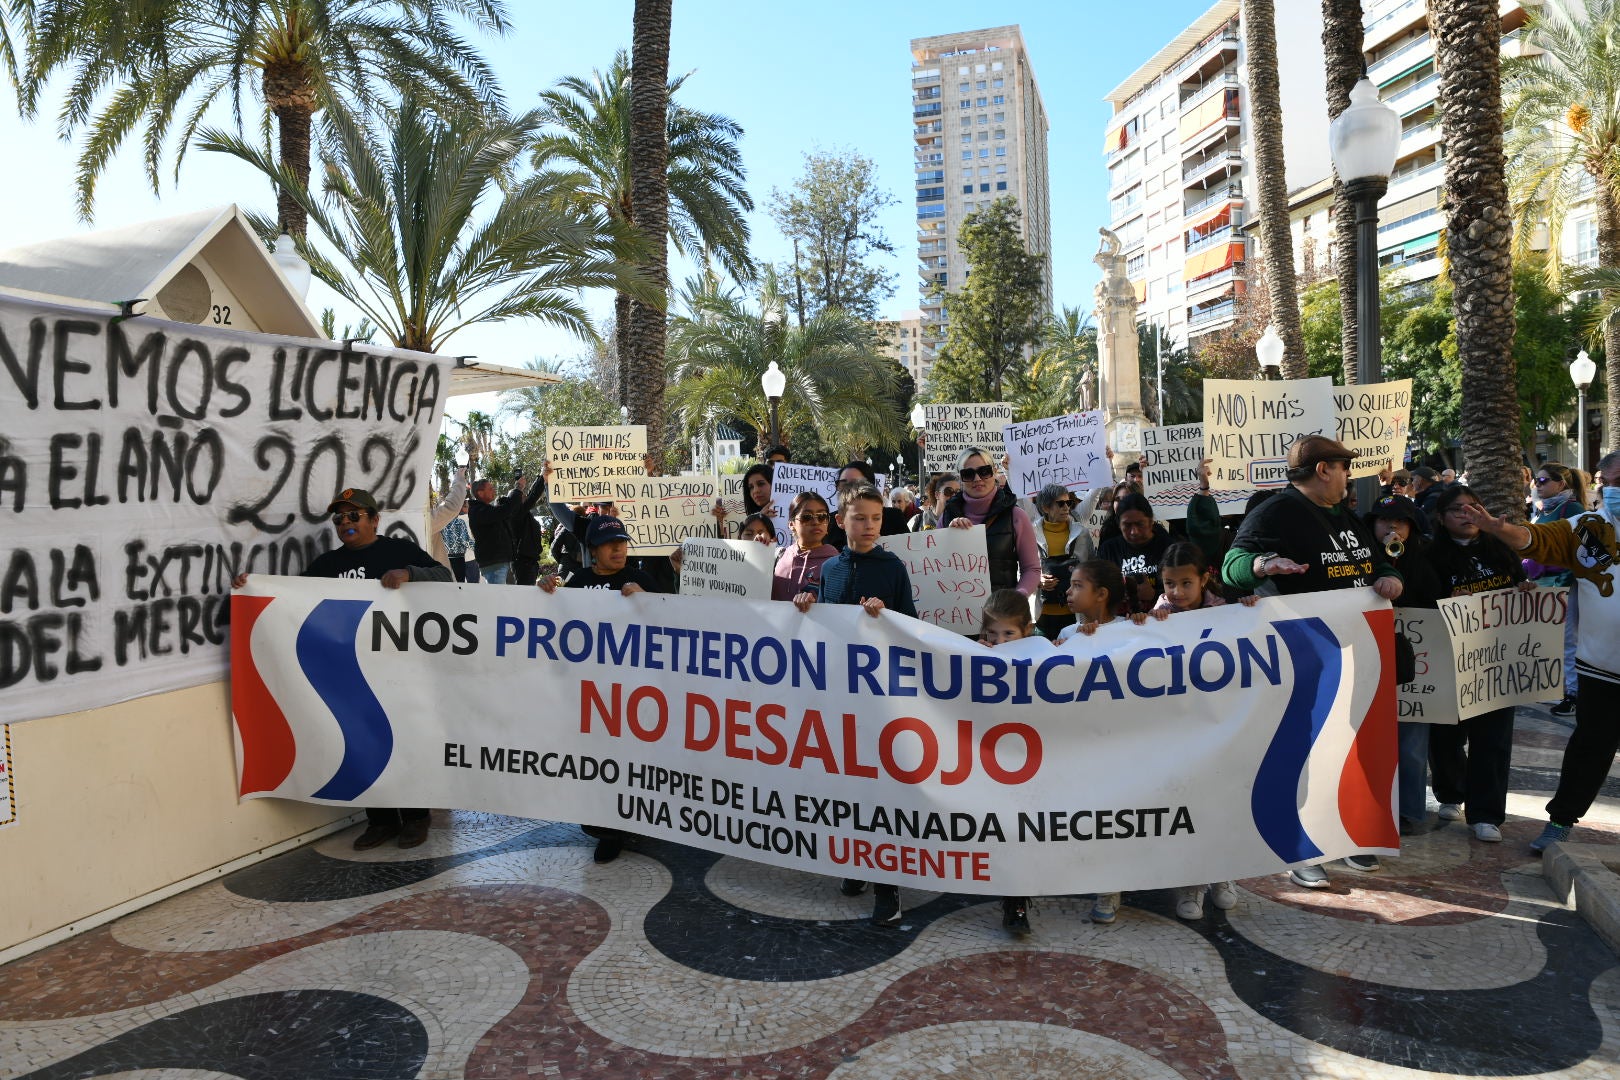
[910,26,1052,383]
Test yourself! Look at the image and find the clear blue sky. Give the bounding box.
[0,0,1218,423]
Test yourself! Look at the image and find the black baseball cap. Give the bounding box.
[586,516,632,547]
[326,488,379,513]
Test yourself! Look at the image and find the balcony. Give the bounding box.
[1188,299,1238,329]
[1110,197,1144,223]
[1383,71,1439,110]
[1185,182,1243,217]
[1186,266,1239,295]
[1174,26,1240,79]
[1109,166,1144,193]
[1389,156,1443,189]
[914,122,942,138]
[1179,72,1238,112]
[1183,151,1243,186]
[1401,117,1439,148]
[914,103,942,120]
[1368,32,1431,78]
[1363,0,1426,51]
[1186,222,1240,254]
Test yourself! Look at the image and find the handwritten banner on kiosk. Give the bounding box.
[924,403,1012,475]
[604,476,717,555]
[233,580,1399,896]
[1203,377,1336,489]
[545,425,647,502]
[1141,423,1253,521]
[878,525,991,634]
[1436,587,1567,721]
[1002,411,1110,499]
[679,538,775,600]
[1394,609,1459,725]
[1334,380,1413,478]
[0,291,447,725]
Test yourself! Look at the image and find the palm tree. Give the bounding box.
[1504,0,1620,448]
[1320,0,1366,381]
[1027,306,1098,414]
[666,273,902,454]
[22,0,509,232]
[1,2,30,93]
[1432,0,1521,516]
[201,98,658,354]
[532,49,753,389]
[623,0,673,452]
[1243,0,1306,377]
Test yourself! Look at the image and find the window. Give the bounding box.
[978,131,989,141]
[1576,217,1599,264]
[1127,253,1146,276]
[978,165,989,176]
[993,77,1004,88]
[960,116,971,127]
[1165,273,1181,294]
[979,148,990,158]
[994,112,1006,122]
[995,147,1007,157]
[978,115,989,125]
[976,96,988,106]
[996,181,1007,191]
[1162,166,1177,186]
[961,134,971,144]
[991,61,1003,71]
[958,82,969,92]
[995,163,1007,173]
[918,204,945,219]
[976,80,986,90]
[1146,174,1160,195]
[962,151,973,160]
[995,129,1006,139]
[976,63,986,73]
[916,187,944,201]
[963,184,974,194]
[980,183,990,192]
[993,95,1005,105]
[960,100,972,109]
[958,66,969,75]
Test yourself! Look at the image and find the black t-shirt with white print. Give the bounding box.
[564,565,662,593]
[301,535,441,581]
[1230,486,1397,595]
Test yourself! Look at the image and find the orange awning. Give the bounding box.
[1182,242,1244,283]
[1132,278,1147,303]
[1184,199,1236,235]
[1104,120,1127,153]
[1178,94,1227,140]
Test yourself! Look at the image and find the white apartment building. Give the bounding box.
[1101,1,1328,347]
[910,26,1053,376]
[874,310,928,387]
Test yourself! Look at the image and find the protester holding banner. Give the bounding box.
[1528,463,1586,716]
[1223,435,1401,884]
[1422,486,1535,843]
[1098,493,1172,615]
[977,590,1039,936]
[439,498,473,583]
[540,517,660,597]
[426,466,471,572]
[772,492,837,602]
[1033,484,1092,638]
[1460,451,1620,854]
[1054,559,1125,645]
[941,448,1041,595]
[1365,495,1446,834]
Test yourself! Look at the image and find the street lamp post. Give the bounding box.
[910,402,927,481]
[1256,324,1284,380]
[761,360,786,454]
[1329,74,1402,510]
[1571,350,1597,473]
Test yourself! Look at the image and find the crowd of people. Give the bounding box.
[234,437,1620,937]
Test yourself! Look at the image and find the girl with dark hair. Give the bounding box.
[772,491,837,601]
[1423,486,1536,842]
[1097,492,1171,613]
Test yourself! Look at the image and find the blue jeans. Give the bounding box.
[1397,721,1431,824]
[480,561,510,585]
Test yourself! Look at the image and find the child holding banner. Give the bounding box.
[1055,559,1125,646]
[772,492,837,601]
[793,484,917,926]
[978,589,1039,936]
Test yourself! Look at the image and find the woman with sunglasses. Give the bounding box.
[1033,483,1093,637]
[772,491,839,601]
[1529,463,1587,715]
[941,448,1041,595]
[910,473,960,532]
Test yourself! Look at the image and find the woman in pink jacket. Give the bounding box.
[772,491,838,601]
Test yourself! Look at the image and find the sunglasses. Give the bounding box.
[1534,476,1555,485]
[1053,499,1077,508]
[960,464,996,481]
[795,512,830,523]
[331,510,366,525]
[941,486,961,498]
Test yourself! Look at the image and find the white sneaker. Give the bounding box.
[1438,803,1462,821]
[1209,880,1239,910]
[1173,886,1205,920]
[1090,892,1120,924]
[1288,863,1331,888]
[1472,822,1503,842]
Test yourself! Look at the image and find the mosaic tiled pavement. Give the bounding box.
[5,705,1620,1079]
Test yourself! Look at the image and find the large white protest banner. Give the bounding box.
[1140,422,1254,521]
[1436,586,1567,721]
[234,581,1399,895]
[924,403,1012,475]
[679,537,775,600]
[545,425,647,502]
[1393,609,1459,725]
[1002,411,1111,499]
[606,475,718,554]
[0,291,448,725]
[1203,377,1337,489]
[878,525,991,634]
[1334,380,1413,479]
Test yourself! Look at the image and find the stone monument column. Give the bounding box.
[1093,227,1153,479]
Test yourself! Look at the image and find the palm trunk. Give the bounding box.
[264,64,314,239]
[1599,180,1620,459]
[613,290,632,407]
[1321,0,1364,382]
[1244,0,1306,377]
[627,0,673,455]
[1432,0,1521,518]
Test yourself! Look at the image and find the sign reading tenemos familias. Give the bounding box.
[1436,586,1567,720]
[1002,411,1111,499]
[924,403,1012,475]
[0,291,448,725]
[232,581,1399,895]
[1203,377,1337,489]
[1140,422,1254,522]
[877,525,991,634]
[545,425,647,502]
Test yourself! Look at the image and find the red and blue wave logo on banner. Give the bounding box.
[232,595,394,801]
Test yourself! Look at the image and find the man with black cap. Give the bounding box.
[1223,434,1403,886]
[232,487,453,850]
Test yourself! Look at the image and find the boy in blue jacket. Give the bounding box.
[793,483,917,925]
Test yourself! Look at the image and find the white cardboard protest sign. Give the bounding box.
[1394,608,1459,725]
[234,580,1400,896]
[924,403,1012,475]
[771,463,840,521]
[1334,380,1413,479]
[1140,422,1254,521]
[679,537,775,600]
[0,291,447,725]
[1436,587,1567,721]
[546,425,647,502]
[1203,377,1337,489]
[878,525,992,634]
[605,475,718,555]
[1002,411,1111,499]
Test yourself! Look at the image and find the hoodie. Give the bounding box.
[773,543,838,601]
[813,545,918,618]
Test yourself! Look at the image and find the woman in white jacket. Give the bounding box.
[1032,483,1094,638]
